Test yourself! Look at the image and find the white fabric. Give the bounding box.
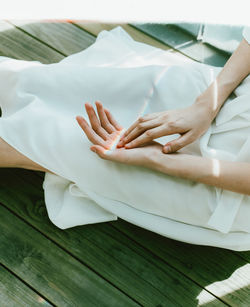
[202,24,245,53]
[202,25,250,52]
[243,26,250,44]
[1,26,250,251]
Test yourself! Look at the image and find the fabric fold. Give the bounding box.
[42,172,118,229]
[200,121,250,233]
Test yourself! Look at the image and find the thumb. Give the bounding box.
[90,145,106,156]
[91,145,117,161]
[162,131,194,153]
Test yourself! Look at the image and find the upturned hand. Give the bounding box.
[76,101,163,168]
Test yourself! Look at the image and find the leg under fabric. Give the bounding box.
[0,137,52,173]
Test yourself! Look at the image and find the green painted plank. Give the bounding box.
[111,219,250,307]
[130,23,231,67]
[0,168,220,306]
[0,203,138,307]
[0,265,52,307]
[0,21,62,63]
[235,250,250,264]
[8,20,189,61]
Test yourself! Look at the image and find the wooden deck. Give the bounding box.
[0,20,250,306]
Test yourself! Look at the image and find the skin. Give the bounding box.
[0,136,52,173]
[76,101,163,168]
[76,100,250,196]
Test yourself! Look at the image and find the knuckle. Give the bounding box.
[162,114,169,121]
[162,122,169,130]
[145,130,153,137]
[176,140,185,149]
[143,114,150,120]
[107,124,114,131]
[101,119,109,127]
[138,116,145,123]
[95,127,102,134]
[137,122,145,129]
[92,125,99,132]
[167,121,176,129]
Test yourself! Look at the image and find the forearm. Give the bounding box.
[195,38,250,120]
[150,152,250,196]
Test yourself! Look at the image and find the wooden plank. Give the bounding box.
[7,20,95,56]
[0,168,220,306]
[0,203,138,306]
[234,250,250,264]
[111,219,250,307]
[8,20,183,61]
[0,21,62,63]
[0,265,52,306]
[131,23,231,67]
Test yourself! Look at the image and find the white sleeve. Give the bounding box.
[242,26,250,44]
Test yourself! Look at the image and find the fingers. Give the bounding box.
[162,130,195,154]
[76,115,106,147]
[90,145,107,158]
[117,118,161,147]
[123,125,168,148]
[85,103,110,140]
[119,113,159,142]
[103,107,123,131]
[95,101,116,134]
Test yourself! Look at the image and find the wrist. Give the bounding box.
[194,92,219,122]
[148,150,181,176]
[195,75,236,121]
[148,151,211,182]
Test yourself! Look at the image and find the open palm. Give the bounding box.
[76,100,163,167]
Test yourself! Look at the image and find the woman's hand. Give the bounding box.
[117,100,215,154]
[75,101,164,168]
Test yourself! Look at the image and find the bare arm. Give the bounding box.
[159,37,250,196]
[147,35,250,196]
[149,152,250,196]
[77,102,250,196]
[196,37,250,119]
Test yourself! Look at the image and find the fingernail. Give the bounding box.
[164,145,171,153]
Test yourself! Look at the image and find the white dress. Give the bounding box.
[0,25,250,251]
